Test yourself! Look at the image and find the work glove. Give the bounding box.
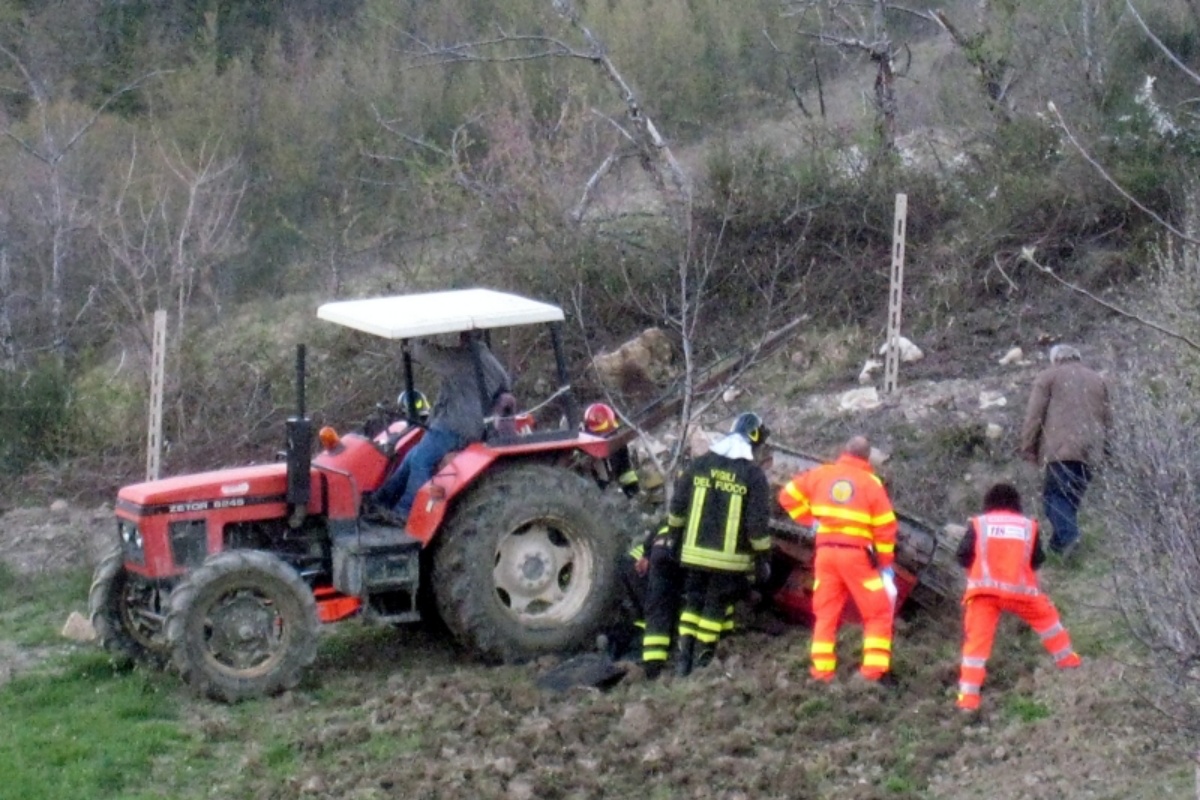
[880,567,897,606]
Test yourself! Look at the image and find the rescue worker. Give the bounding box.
[582,402,640,497]
[778,435,898,684]
[606,522,682,674]
[667,412,773,677]
[955,482,1082,712]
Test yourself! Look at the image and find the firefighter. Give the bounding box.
[582,402,640,497]
[604,522,682,674]
[667,412,773,678]
[778,435,898,684]
[955,482,1082,712]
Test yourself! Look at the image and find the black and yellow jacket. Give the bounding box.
[668,448,771,573]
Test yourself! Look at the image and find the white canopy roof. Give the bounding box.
[317,288,565,339]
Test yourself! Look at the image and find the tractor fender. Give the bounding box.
[407,434,614,545]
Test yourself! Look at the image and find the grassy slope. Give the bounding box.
[0,523,1190,800]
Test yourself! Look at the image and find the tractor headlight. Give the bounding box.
[118,521,144,562]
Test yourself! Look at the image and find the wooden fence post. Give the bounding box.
[146,310,166,481]
[883,193,908,394]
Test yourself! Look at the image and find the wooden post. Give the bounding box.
[883,193,908,394]
[146,310,166,481]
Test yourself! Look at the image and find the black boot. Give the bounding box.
[675,635,695,678]
[693,643,716,671]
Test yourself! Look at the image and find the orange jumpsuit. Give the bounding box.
[957,511,1081,710]
[778,454,898,681]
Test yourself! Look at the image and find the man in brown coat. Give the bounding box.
[1019,344,1111,559]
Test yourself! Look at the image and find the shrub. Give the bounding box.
[0,360,73,476]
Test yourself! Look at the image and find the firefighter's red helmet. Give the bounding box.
[583,402,618,434]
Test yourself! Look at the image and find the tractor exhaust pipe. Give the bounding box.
[286,343,313,527]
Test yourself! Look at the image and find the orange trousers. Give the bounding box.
[810,546,893,680]
[958,592,1078,709]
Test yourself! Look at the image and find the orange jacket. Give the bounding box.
[964,511,1041,600]
[777,454,898,568]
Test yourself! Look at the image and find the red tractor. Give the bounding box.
[89,289,646,701]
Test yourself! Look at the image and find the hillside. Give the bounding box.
[0,303,1193,799]
[2,2,1198,796]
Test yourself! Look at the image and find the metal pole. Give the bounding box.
[146,309,167,480]
[883,193,908,394]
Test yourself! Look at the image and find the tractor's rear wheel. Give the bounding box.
[89,545,171,668]
[166,550,319,703]
[432,464,631,663]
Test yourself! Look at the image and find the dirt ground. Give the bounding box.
[0,314,1193,798]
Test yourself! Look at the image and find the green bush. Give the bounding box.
[0,360,73,475]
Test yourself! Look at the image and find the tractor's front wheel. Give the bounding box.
[89,545,171,668]
[432,464,631,663]
[165,550,319,703]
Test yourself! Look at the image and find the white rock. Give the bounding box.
[49,499,70,517]
[998,347,1023,365]
[858,358,882,384]
[839,387,881,411]
[868,447,890,468]
[985,423,1004,439]
[978,391,1007,409]
[640,745,664,764]
[878,336,924,363]
[300,776,326,795]
[722,386,743,404]
[61,611,96,642]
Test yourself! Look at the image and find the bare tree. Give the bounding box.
[573,208,807,502]
[782,0,935,150]
[0,43,161,356]
[396,0,691,227]
[95,132,246,347]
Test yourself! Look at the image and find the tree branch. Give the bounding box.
[1020,246,1200,352]
[1047,101,1197,244]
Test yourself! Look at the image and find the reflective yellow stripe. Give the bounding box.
[679,547,752,571]
[667,513,686,527]
[643,649,668,662]
[817,525,874,540]
[787,507,806,521]
[871,511,896,525]
[813,578,820,590]
[749,535,771,551]
[679,611,702,626]
[684,485,707,552]
[693,630,720,643]
[643,635,671,647]
[725,492,743,554]
[875,542,895,554]
[810,504,872,524]
[619,470,639,486]
[694,617,725,633]
[634,620,646,629]
[863,577,884,591]
[863,653,891,668]
[628,544,645,559]
[784,482,805,501]
[812,658,836,671]
[811,641,836,654]
[863,637,892,651]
